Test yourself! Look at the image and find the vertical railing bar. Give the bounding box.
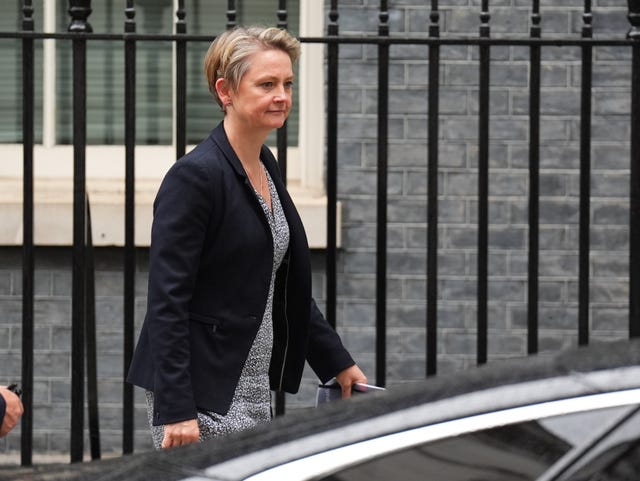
[376,0,389,388]
[628,1,640,337]
[104,2,115,141]
[528,0,541,355]
[123,0,136,454]
[226,0,237,30]
[175,1,186,159]
[68,0,92,463]
[20,0,35,467]
[84,197,100,460]
[578,1,593,346]
[276,0,288,179]
[477,1,491,365]
[274,0,288,417]
[426,0,440,377]
[326,1,339,330]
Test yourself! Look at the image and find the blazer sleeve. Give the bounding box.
[305,298,355,383]
[146,158,214,425]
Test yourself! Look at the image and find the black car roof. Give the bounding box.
[2,338,639,481]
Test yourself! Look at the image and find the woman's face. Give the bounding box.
[225,48,294,134]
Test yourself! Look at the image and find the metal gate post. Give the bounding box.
[20,0,35,466]
[68,0,92,463]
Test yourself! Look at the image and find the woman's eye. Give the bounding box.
[284,81,294,89]
[261,82,273,88]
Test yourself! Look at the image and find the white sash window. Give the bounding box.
[0,0,331,247]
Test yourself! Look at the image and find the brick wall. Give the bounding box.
[0,248,154,457]
[326,0,632,381]
[0,0,634,461]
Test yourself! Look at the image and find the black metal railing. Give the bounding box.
[477,0,491,366]
[426,0,440,378]
[578,1,592,348]
[19,0,34,468]
[122,0,136,457]
[2,0,639,464]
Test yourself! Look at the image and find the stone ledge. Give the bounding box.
[0,178,340,248]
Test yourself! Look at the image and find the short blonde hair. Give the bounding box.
[204,26,301,110]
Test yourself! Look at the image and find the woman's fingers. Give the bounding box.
[161,418,200,448]
[335,364,368,399]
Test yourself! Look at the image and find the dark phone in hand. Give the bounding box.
[7,384,22,398]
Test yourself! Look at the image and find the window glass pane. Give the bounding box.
[54,3,70,144]
[52,0,299,146]
[185,0,299,146]
[184,0,226,145]
[134,2,173,145]
[0,0,44,144]
[56,0,173,145]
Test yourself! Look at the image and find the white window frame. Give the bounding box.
[0,0,337,248]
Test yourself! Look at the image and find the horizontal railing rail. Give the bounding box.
[1,30,639,45]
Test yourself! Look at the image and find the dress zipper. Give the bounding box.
[277,251,291,390]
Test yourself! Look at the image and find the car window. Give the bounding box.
[318,421,570,481]
[549,407,640,481]
[565,442,640,481]
[317,407,637,481]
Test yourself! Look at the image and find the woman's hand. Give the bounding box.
[161,418,200,448]
[335,365,368,399]
[0,386,24,437]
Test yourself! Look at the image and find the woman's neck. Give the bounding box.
[223,117,268,168]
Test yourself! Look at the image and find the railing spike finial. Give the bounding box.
[480,0,490,37]
[531,0,541,38]
[328,0,339,36]
[227,0,237,30]
[22,0,34,31]
[277,0,288,29]
[379,0,389,36]
[124,0,136,33]
[68,0,93,33]
[430,1,440,37]
[176,0,186,34]
[582,0,592,38]
[629,0,640,39]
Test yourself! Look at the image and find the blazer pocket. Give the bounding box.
[189,311,223,333]
[188,312,258,335]
[188,312,260,376]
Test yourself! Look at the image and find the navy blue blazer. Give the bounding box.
[127,122,355,426]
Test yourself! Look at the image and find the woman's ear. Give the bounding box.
[215,78,231,106]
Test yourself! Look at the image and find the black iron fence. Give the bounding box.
[2,0,639,466]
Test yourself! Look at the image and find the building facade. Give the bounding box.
[0,0,635,459]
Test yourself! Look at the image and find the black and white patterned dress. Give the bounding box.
[146,163,290,448]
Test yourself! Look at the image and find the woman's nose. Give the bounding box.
[273,85,288,102]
